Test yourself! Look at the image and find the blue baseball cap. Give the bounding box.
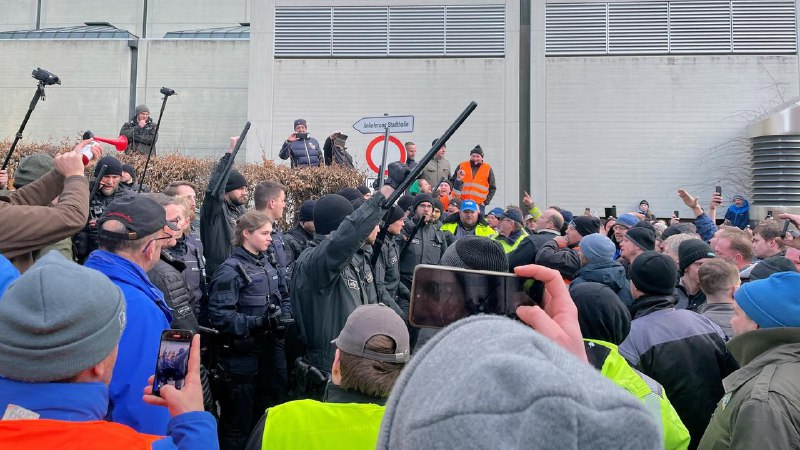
[487,207,504,217]
[461,200,478,212]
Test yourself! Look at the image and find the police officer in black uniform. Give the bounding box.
[73,155,134,263]
[208,210,290,450]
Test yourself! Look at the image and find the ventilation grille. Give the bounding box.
[546,0,796,55]
[751,136,800,205]
[275,5,505,57]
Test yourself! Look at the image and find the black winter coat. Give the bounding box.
[119,116,156,155]
[508,231,559,270]
[534,239,581,280]
[148,251,199,332]
[200,153,246,277]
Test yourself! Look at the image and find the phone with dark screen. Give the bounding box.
[409,265,543,329]
[153,329,193,397]
[295,132,308,140]
[715,186,722,195]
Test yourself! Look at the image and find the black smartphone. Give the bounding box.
[295,132,308,140]
[782,219,791,238]
[674,210,680,218]
[767,210,774,220]
[409,265,543,329]
[715,186,722,195]
[153,329,193,396]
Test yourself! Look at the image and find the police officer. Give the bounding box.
[208,211,288,450]
[72,155,134,263]
[375,205,408,317]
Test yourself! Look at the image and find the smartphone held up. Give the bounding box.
[409,265,543,329]
[153,329,193,396]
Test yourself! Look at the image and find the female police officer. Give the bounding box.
[208,210,288,450]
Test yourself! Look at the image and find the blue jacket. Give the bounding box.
[724,200,750,230]
[694,212,717,243]
[0,254,19,295]
[84,250,173,435]
[0,376,218,450]
[279,137,323,167]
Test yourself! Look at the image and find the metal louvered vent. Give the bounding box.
[546,0,796,56]
[389,7,445,56]
[749,103,800,206]
[274,5,505,57]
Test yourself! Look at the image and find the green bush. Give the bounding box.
[2,139,366,227]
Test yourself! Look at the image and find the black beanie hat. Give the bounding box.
[678,239,716,275]
[413,194,435,211]
[624,227,656,251]
[398,195,414,212]
[351,198,366,210]
[440,235,509,272]
[749,255,798,281]
[314,194,354,235]
[336,187,362,202]
[569,282,631,345]
[631,251,677,296]
[632,220,656,233]
[94,156,123,177]
[432,197,443,213]
[121,164,136,181]
[573,216,601,237]
[357,185,371,196]
[225,169,247,193]
[660,223,697,241]
[298,200,316,222]
[470,145,484,156]
[384,205,405,225]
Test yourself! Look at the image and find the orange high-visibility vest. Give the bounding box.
[0,419,161,450]
[458,161,491,204]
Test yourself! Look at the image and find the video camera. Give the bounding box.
[31,68,60,86]
[160,86,176,96]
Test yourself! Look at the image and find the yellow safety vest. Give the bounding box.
[440,222,497,238]
[493,230,529,253]
[458,161,491,203]
[262,399,385,450]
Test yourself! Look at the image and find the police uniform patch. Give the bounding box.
[346,278,360,291]
[390,255,398,265]
[720,392,731,411]
[365,271,374,283]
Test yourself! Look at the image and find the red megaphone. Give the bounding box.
[93,135,128,152]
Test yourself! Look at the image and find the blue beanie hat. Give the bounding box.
[579,233,616,262]
[616,213,640,229]
[734,272,800,328]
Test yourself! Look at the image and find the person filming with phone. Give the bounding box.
[0,252,218,450]
[279,118,322,167]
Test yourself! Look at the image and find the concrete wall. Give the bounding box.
[136,39,249,157]
[0,40,131,143]
[0,0,37,32]
[147,0,250,38]
[543,55,800,216]
[39,0,142,35]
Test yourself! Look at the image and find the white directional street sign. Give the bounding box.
[352,115,414,134]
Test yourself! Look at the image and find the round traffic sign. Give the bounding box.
[365,135,406,175]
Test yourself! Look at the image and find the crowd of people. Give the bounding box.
[0,119,799,450]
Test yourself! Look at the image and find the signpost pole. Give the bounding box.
[376,113,390,189]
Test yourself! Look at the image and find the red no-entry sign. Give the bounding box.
[365,135,406,175]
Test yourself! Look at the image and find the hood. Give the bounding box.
[377,315,661,449]
[570,282,631,345]
[727,200,749,214]
[574,260,628,291]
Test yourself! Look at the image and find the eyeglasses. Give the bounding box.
[142,234,173,254]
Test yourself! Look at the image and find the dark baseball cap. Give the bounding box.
[498,208,524,225]
[97,195,179,241]
[331,304,410,363]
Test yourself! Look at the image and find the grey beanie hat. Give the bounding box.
[13,153,54,189]
[377,315,661,449]
[135,104,149,115]
[440,235,509,272]
[0,252,126,382]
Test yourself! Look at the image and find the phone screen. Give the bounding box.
[715,186,722,194]
[409,265,542,328]
[295,132,308,140]
[153,329,192,396]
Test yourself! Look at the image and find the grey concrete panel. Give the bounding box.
[39,0,142,36]
[0,0,36,32]
[137,40,249,157]
[0,40,130,143]
[147,0,249,38]
[545,55,800,216]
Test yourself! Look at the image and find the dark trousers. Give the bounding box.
[215,337,288,450]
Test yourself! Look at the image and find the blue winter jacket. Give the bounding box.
[0,377,218,450]
[724,200,750,230]
[84,250,173,435]
[571,260,634,308]
[0,254,19,296]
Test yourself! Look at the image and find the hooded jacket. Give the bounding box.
[571,260,635,308]
[84,250,173,435]
[619,294,738,448]
[0,377,217,450]
[723,200,750,230]
[698,328,800,450]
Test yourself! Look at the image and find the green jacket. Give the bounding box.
[699,328,800,450]
[586,339,690,450]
